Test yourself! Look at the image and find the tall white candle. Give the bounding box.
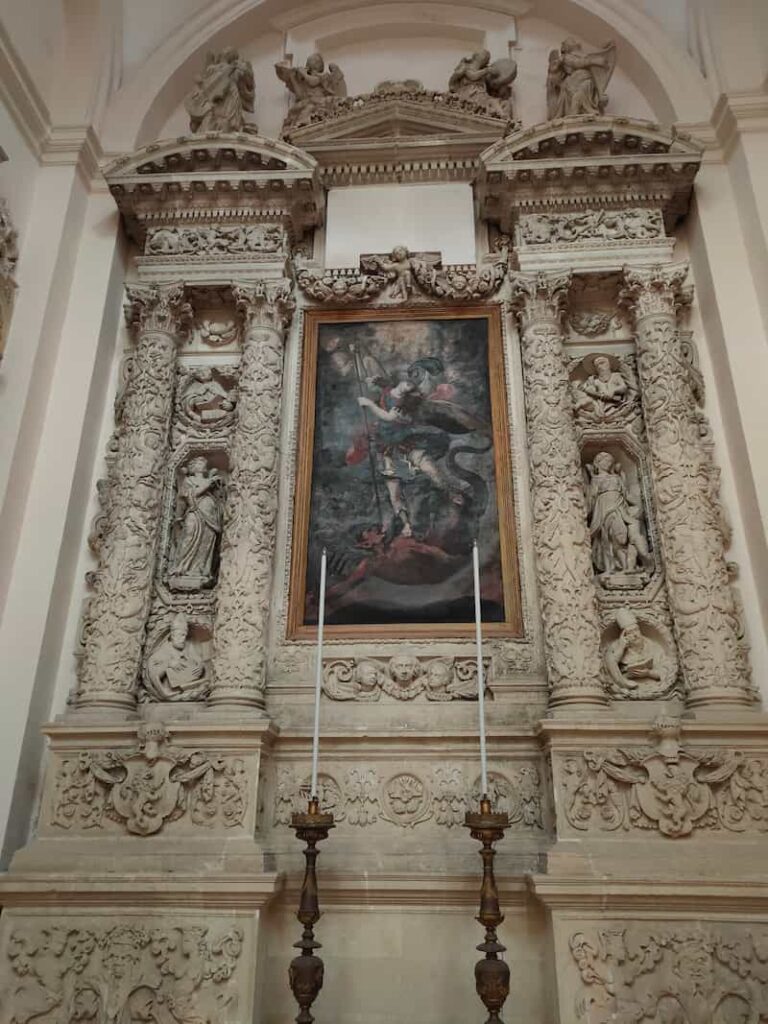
[472,540,489,797]
[310,548,327,801]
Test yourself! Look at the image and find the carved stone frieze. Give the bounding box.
[50,723,247,835]
[511,272,607,708]
[209,280,295,707]
[621,264,756,708]
[560,720,768,837]
[5,919,244,1023]
[519,208,663,247]
[322,655,491,702]
[274,763,543,831]
[77,284,192,710]
[298,249,506,304]
[145,223,284,258]
[569,924,768,1023]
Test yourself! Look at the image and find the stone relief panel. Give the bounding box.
[140,613,211,703]
[48,724,247,836]
[568,924,768,1023]
[557,721,768,838]
[4,918,244,1023]
[518,208,663,248]
[601,608,677,699]
[570,353,643,435]
[145,224,285,259]
[174,366,238,435]
[322,655,491,702]
[274,763,544,831]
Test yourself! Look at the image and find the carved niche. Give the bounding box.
[559,720,768,838]
[274,763,544,831]
[50,723,247,835]
[569,924,768,1023]
[322,655,491,702]
[5,919,244,1024]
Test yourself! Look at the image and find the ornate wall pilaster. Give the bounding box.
[77,283,191,711]
[621,265,756,709]
[208,280,295,709]
[510,272,607,709]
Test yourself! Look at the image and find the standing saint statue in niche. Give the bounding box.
[546,38,616,119]
[275,52,347,131]
[585,451,652,582]
[185,49,256,133]
[168,456,224,591]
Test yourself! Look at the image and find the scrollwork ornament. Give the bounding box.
[620,264,755,708]
[510,271,607,708]
[77,283,191,709]
[209,280,295,706]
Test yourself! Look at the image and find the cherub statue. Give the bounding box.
[546,38,616,119]
[275,52,347,132]
[449,49,517,119]
[185,49,256,133]
[360,245,416,300]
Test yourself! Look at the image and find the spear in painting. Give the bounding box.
[349,341,384,529]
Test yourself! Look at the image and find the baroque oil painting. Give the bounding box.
[288,306,521,639]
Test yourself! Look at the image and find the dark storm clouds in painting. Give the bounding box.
[302,316,506,628]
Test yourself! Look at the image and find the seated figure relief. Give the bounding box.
[571,354,639,427]
[448,50,518,119]
[603,608,677,699]
[168,456,225,591]
[546,37,616,119]
[178,368,236,428]
[275,52,347,132]
[585,451,653,586]
[185,48,256,134]
[143,613,211,703]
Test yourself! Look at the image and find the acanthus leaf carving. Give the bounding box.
[51,723,247,835]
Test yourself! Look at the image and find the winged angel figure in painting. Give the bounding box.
[305,318,506,629]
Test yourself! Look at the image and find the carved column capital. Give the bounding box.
[620,263,692,321]
[124,282,193,336]
[232,279,295,335]
[510,270,572,326]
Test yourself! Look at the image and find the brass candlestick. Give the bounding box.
[289,798,334,1024]
[464,797,510,1024]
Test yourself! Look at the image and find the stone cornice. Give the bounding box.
[538,714,768,749]
[712,89,768,156]
[530,876,768,914]
[279,873,529,909]
[43,718,280,749]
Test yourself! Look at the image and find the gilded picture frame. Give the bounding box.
[288,305,522,640]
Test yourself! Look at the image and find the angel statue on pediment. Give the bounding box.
[276,52,347,132]
[546,38,616,119]
[449,49,517,119]
[185,48,256,133]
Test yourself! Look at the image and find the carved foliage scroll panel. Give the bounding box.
[1,912,249,1024]
[272,759,548,833]
[561,919,768,1024]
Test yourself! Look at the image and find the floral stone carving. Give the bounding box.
[322,655,490,702]
[569,925,768,1023]
[5,920,243,1023]
[51,723,247,835]
[274,764,543,831]
[561,720,768,837]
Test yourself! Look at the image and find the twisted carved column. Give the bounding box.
[209,280,295,709]
[621,264,756,709]
[77,283,191,711]
[511,271,607,709]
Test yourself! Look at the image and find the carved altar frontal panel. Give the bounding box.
[550,912,768,1024]
[38,723,273,839]
[286,304,523,641]
[0,908,258,1024]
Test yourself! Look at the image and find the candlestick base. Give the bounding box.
[464,797,510,1024]
[289,800,334,1024]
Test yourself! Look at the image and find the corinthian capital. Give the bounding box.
[510,270,572,327]
[232,279,295,334]
[124,282,193,336]
[620,263,692,321]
